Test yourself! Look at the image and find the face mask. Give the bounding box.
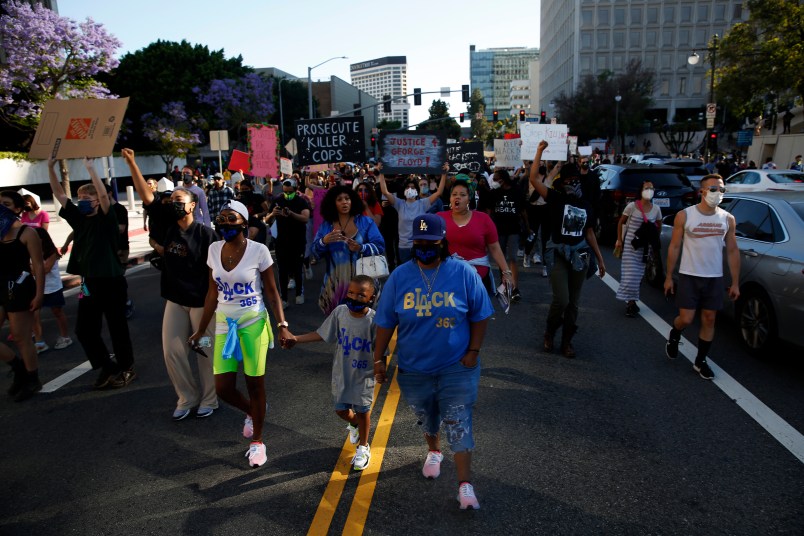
[412,243,440,264]
[420,185,430,195]
[283,192,296,200]
[171,201,188,220]
[580,163,590,170]
[704,191,724,208]
[344,297,369,313]
[217,224,244,241]
[642,188,654,201]
[0,204,17,237]
[22,205,33,212]
[182,174,193,184]
[404,188,418,199]
[77,199,95,215]
[489,179,501,190]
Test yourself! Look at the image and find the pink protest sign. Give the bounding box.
[247,124,279,178]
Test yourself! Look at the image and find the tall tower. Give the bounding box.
[350,56,409,127]
[470,45,540,120]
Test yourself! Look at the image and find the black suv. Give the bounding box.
[596,164,695,244]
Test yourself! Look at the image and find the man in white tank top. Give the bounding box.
[663,174,740,380]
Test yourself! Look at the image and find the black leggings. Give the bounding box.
[276,241,305,301]
[525,204,550,258]
[76,276,133,371]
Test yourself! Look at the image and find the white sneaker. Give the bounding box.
[533,253,542,264]
[295,295,305,305]
[457,482,480,510]
[288,279,296,290]
[351,444,371,471]
[54,336,73,350]
[542,266,548,278]
[243,415,254,438]
[422,450,443,479]
[346,423,359,444]
[516,248,525,258]
[246,442,267,467]
[304,265,314,280]
[281,300,289,309]
[523,255,531,268]
[35,341,49,354]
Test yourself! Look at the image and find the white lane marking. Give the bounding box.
[43,263,155,392]
[599,273,804,464]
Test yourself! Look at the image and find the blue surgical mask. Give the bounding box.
[344,297,369,313]
[0,204,17,237]
[412,243,440,264]
[77,199,95,215]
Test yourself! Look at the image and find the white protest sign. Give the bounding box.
[493,139,522,168]
[578,146,593,156]
[280,157,293,176]
[520,123,568,161]
[568,136,578,156]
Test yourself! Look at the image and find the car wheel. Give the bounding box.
[737,287,776,354]
[644,247,664,288]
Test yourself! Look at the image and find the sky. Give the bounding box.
[57,0,541,126]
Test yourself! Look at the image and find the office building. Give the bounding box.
[350,56,409,127]
[509,59,541,118]
[469,46,540,120]
[540,0,749,124]
[311,76,379,151]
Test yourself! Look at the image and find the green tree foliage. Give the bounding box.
[717,0,804,118]
[103,40,250,147]
[554,59,654,145]
[268,78,310,143]
[376,119,402,130]
[467,88,491,142]
[419,99,461,139]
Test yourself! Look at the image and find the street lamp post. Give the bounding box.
[614,94,622,157]
[688,34,719,160]
[278,78,286,149]
[307,56,347,119]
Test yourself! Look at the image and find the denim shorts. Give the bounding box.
[334,402,371,414]
[396,359,481,453]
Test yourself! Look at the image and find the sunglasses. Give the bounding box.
[706,187,727,193]
[215,213,242,224]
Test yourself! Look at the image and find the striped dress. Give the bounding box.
[616,200,662,302]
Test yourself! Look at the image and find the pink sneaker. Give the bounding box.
[246,442,267,467]
[457,482,480,510]
[422,450,443,479]
[243,416,254,439]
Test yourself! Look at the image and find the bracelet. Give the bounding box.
[374,359,385,365]
[319,238,326,247]
[467,348,480,354]
[277,321,289,328]
[503,270,512,275]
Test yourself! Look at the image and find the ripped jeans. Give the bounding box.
[396,359,480,453]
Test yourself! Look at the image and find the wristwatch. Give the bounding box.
[277,321,289,328]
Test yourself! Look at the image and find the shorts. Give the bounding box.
[334,402,371,414]
[0,275,35,313]
[498,234,519,261]
[213,311,271,377]
[676,274,724,311]
[42,289,66,308]
[396,359,481,453]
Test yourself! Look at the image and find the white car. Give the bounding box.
[724,169,804,193]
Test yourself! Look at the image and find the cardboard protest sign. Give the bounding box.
[578,146,593,156]
[520,123,568,161]
[305,163,332,173]
[29,97,129,159]
[378,131,447,174]
[568,136,578,156]
[227,150,250,172]
[493,139,523,169]
[295,117,365,166]
[446,142,485,174]
[280,157,293,176]
[247,124,279,178]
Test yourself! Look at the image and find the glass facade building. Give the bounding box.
[470,46,540,121]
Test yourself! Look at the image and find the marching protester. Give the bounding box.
[489,169,528,301]
[0,190,44,401]
[284,275,379,471]
[267,178,311,307]
[615,180,662,317]
[48,158,136,389]
[207,172,235,220]
[31,226,72,353]
[20,193,50,230]
[180,166,211,226]
[663,174,740,380]
[123,149,219,421]
[312,185,385,316]
[373,214,493,510]
[189,200,294,468]
[530,141,606,358]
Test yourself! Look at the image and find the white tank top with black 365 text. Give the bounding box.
[679,205,730,278]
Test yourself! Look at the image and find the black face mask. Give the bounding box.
[182,174,193,184]
[344,297,371,312]
[580,162,589,170]
[412,243,440,264]
[171,201,188,220]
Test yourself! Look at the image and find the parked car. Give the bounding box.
[724,169,804,193]
[659,191,804,353]
[626,153,672,164]
[643,158,709,190]
[596,164,695,244]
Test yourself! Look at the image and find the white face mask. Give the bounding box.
[489,179,501,190]
[704,190,724,207]
[642,188,654,201]
[404,188,418,199]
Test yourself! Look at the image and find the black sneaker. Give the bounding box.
[14,379,42,402]
[109,369,137,389]
[693,361,714,380]
[665,334,681,360]
[511,288,522,302]
[625,303,636,317]
[94,368,116,390]
[125,300,135,319]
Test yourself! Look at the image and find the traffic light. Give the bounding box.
[493,110,499,121]
[540,110,547,123]
[413,88,421,106]
[370,135,376,145]
[383,95,391,113]
[459,113,465,123]
[519,109,526,121]
[462,84,470,102]
[709,131,718,144]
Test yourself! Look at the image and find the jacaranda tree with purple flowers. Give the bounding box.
[142,102,204,175]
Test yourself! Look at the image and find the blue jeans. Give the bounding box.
[396,359,480,453]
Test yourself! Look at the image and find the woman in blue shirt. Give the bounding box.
[373,214,493,511]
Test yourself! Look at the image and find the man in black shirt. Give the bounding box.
[267,178,310,306]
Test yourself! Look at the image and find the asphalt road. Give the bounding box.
[1,249,802,535]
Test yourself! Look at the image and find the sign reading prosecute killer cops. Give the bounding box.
[378,131,447,174]
[295,116,365,166]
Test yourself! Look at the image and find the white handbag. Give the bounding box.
[355,243,389,279]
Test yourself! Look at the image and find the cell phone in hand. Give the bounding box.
[190,336,211,357]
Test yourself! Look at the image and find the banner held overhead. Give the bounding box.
[295,116,365,166]
[377,131,447,175]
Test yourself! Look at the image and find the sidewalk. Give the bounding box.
[43,200,156,289]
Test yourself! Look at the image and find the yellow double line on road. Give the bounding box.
[307,332,401,535]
